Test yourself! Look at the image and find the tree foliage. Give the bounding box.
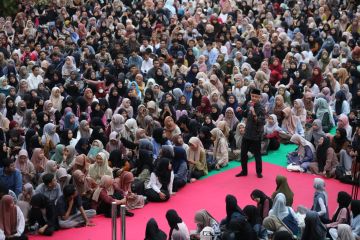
[0,0,18,18]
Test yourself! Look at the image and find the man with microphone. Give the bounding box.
[236,88,266,178]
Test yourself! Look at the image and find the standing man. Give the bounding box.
[236,88,265,178]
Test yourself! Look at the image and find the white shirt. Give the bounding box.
[141,58,153,74]
[0,206,25,240]
[27,73,43,90]
[146,171,174,195]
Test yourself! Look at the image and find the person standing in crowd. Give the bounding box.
[236,88,265,178]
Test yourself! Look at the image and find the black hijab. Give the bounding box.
[25,128,37,157]
[226,194,244,223]
[335,91,346,115]
[332,191,351,223]
[145,218,167,240]
[199,126,213,150]
[191,88,202,109]
[173,147,187,173]
[36,112,50,129]
[75,138,90,155]
[89,126,108,146]
[108,149,124,169]
[108,87,121,111]
[301,211,326,240]
[166,209,183,238]
[5,97,16,121]
[153,127,167,145]
[316,137,330,172]
[333,128,348,153]
[155,157,171,187]
[90,102,104,119]
[352,200,360,218]
[136,139,154,176]
[243,205,262,227]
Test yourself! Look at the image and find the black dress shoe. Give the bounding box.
[257,173,263,178]
[235,172,247,177]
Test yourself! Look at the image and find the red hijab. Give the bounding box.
[0,195,17,236]
[197,96,212,114]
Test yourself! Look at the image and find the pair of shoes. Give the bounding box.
[125,210,134,217]
[257,173,263,178]
[235,172,247,177]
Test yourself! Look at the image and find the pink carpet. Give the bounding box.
[30,162,353,240]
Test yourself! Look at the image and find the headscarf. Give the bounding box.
[243,205,262,227]
[64,112,79,131]
[49,87,64,111]
[183,82,193,103]
[119,98,134,118]
[225,194,244,223]
[15,149,32,173]
[281,107,298,135]
[136,139,154,176]
[56,167,71,189]
[72,169,96,196]
[197,96,211,114]
[19,183,34,201]
[194,209,218,231]
[0,195,17,236]
[153,127,167,145]
[145,218,167,240]
[311,119,325,145]
[31,148,48,173]
[301,211,327,240]
[333,128,348,153]
[51,144,65,164]
[110,114,125,133]
[264,114,281,135]
[155,158,171,187]
[335,91,347,115]
[272,175,294,207]
[72,154,89,174]
[79,120,92,139]
[173,146,187,173]
[188,137,204,164]
[224,107,239,129]
[115,171,134,193]
[166,209,183,238]
[337,224,355,240]
[270,193,289,220]
[316,136,330,172]
[89,152,112,183]
[43,160,57,176]
[42,123,60,146]
[92,175,114,202]
[273,95,286,117]
[313,178,328,208]
[210,128,227,160]
[332,191,352,223]
[292,99,306,119]
[315,98,331,122]
[290,134,316,158]
[75,138,90,155]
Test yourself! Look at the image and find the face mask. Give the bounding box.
[20,107,26,111]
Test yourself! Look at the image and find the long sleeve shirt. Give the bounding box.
[146,171,174,195]
[27,73,43,90]
[174,162,188,183]
[35,183,63,203]
[243,102,266,141]
[0,168,22,196]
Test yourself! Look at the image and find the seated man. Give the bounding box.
[56,185,96,229]
[0,158,22,196]
[35,173,62,204]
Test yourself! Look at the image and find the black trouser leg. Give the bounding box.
[252,140,262,174]
[240,139,250,173]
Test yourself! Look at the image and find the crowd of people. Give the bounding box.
[0,0,359,239]
[145,178,360,240]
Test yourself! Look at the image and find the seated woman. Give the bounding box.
[335,144,354,179]
[17,183,34,223]
[28,194,57,236]
[70,154,90,175]
[172,147,188,192]
[243,205,268,240]
[89,152,113,184]
[91,175,127,218]
[287,134,315,172]
[187,137,208,182]
[271,175,294,207]
[266,193,299,236]
[279,107,304,143]
[72,170,97,210]
[133,139,154,194]
[301,211,327,240]
[163,116,181,141]
[190,209,220,239]
[15,149,36,184]
[292,99,306,127]
[56,167,71,191]
[56,184,96,229]
[262,114,281,155]
[220,194,245,231]
[210,128,229,169]
[337,114,352,141]
[165,209,190,240]
[329,200,360,240]
[311,178,329,223]
[315,97,334,133]
[114,170,145,210]
[144,158,174,202]
[331,128,350,155]
[0,195,26,240]
[144,218,167,240]
[87,140,106,163]
[326,191,352,231]
[305,119,326,148]
[309,136,338,177]
[31,148,48,177]
[250,189,273,220]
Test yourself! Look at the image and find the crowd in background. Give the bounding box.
[0,0,359,239]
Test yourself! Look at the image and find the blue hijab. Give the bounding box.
[172,146,187,173]
[183,82,193,103]
[64,112,79,131]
